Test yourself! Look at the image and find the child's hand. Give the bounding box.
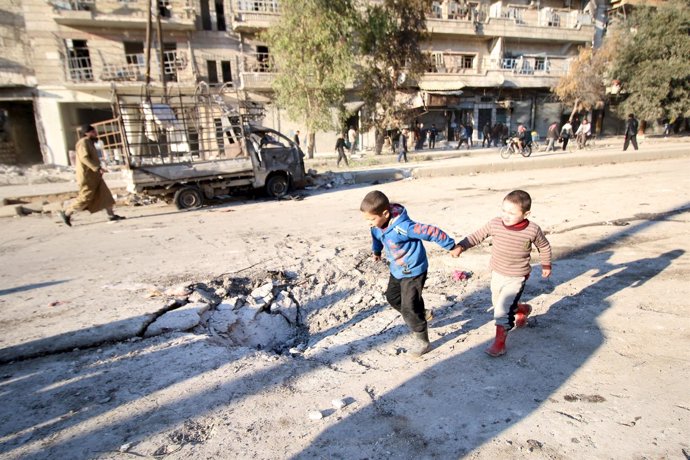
[449,245,464,258]
[372,254,381,262]
[542,267,551,278]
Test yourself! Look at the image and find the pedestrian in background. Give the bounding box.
[397,128,409,163]
[465,123,474,148]
[428,124,438,149]
[348,125,357,157]
[456,124,470,150]
[335,133,349,167]
[559,120,573,152]
[623,113,639,151]
[482,122,492,148]
[58,124,124,227]
[293,130,300,147]
[545,121,559,152]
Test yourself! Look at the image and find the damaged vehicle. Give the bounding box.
[92,84,306,209]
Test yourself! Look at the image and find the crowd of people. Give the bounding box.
[320,112,643,168]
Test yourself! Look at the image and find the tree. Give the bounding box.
[608,0,690,122]
[262,0,357,158]
[356,0,430,155]
[553,44,614,125]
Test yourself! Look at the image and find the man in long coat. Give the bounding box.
[59,124,124,226]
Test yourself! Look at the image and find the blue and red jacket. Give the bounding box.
[370,204,456,279]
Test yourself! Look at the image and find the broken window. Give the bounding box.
[65,39,93,82]
[162,42,178,82]
[158,0,171,18]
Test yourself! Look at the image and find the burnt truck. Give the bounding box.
[93,84,306,209]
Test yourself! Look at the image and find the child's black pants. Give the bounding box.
[385,272,428,333]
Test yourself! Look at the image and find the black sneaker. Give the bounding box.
[58,211,72,227]
[108,214,126,222]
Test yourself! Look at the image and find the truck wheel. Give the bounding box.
[265,175,289,198]
[174,186,203,210]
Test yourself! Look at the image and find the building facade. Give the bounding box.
[0,0,607,165]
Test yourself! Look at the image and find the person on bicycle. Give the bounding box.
[575,118,591,149]
[516,125,531,152]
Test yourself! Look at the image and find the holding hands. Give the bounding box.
[450,244,464,258]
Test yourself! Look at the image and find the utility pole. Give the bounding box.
[155,1,167,95]
[144,0,153,85]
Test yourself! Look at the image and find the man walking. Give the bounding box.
[397,128,409,163]
[348,125,357,157]
[58,124,124,226]
[623,113,639,151]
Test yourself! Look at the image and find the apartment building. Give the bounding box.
[0,0,606,165]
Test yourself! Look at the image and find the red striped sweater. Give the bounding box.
[459,217,552,277]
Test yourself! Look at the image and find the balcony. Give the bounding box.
[229,0,281,32]
[420,54,570,89]
[51,0,196,31]
[238,52,276,90]
[426,2,595,43]
[64,50,191,85]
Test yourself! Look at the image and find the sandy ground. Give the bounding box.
[0,156,689,459]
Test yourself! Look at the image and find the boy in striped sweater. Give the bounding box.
[456,190,552,357]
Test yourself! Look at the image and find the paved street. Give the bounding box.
[0,143,689,459]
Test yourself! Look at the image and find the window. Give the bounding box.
[215,0,226,31]
[158,0,171,18]
[256,45,270,72]
[200,0,212,30]
[124,42,144,66]
[220,61,232,83]
[461,55,474,69]
[535,58,546,71]
[65,39,93,81]
[207,60,219,84]
[162,42,178,81]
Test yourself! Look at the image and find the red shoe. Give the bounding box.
[485,325,507,357]
[515,303,532,328]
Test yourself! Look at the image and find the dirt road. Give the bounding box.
[1,157,689,459]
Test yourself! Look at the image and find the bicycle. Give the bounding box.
[499,137,532,159]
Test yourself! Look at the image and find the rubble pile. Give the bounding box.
[305,169,356,190]
[0,164,74,186]
[145,272,305,353]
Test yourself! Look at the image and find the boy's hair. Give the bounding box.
[504,190,532,212]
[360,190,390,214]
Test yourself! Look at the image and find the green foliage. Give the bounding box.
[262,0,357,134]
[609,0,690,120]
[357,0,430,132]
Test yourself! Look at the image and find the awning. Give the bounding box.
[344,101,365,113]
[418,80,466,94]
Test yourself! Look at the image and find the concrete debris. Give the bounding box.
[0,204,24,218]
[332,399,347,410]
[271,291,298,324]
[308,411,323,420]
[0,164,74,186]
[189,288,220,306]
[144,302,211,337]
[164,284,192,297]
[250,282,274,300]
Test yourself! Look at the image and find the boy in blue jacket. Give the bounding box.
[361,190,462,356]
